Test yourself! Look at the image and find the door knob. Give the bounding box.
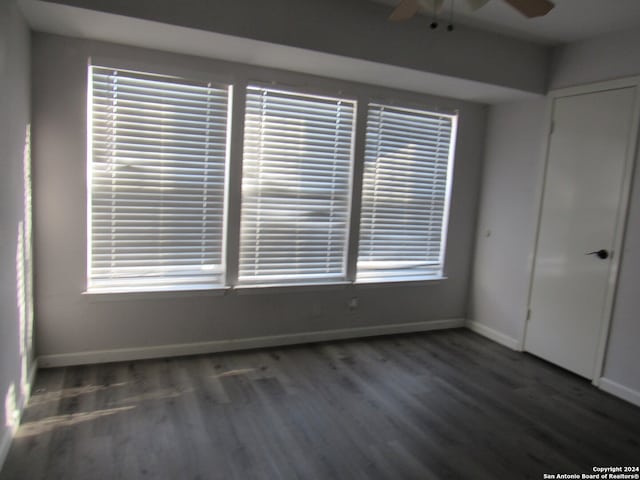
[586,249,609,259]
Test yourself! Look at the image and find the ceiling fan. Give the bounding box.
[389,0,555,21]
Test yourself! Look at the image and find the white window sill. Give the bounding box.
[232,276,445,294]
[354,276,447,288]
[232,281,352,295]
[83,286,229,302]
[81,276,446,301]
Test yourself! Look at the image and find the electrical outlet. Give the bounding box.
[348,297,359,311]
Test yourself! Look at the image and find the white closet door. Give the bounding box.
[526,86,636,379]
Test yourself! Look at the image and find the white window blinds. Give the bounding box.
[239,86,355,285]
[88,66,231,292]
[356,104,456,282]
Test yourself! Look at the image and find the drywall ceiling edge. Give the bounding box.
[19,0,541,104]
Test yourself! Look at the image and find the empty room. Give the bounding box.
[2,0,640,478]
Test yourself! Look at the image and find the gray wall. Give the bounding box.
[551,26,640,90]
[469,98,548,347]
[32,33,486,360]
[0,0,34,467]
[471,25,640,401]
[604,164,640,395]
[44,0,549,94]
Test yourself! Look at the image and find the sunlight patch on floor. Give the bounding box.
[15,405,136,438]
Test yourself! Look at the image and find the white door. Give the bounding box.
[525,87,637,379]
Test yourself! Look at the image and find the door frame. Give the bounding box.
[521,77,640,385]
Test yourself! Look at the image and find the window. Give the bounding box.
[356,103,456,282]
[238,86,356,285]
[86,63,458,293]
[88,66,231,292]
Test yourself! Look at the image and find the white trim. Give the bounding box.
[233,282,352,295]
[549,76,640,99]
[466,321,522,351]
[599,377,640,408]
[592,85,640,384]
[37,319,465,368]
[0,359,38,472]
[83,286,229,302]
[520,97,554,349]
[26,359,38,404]
[0,430,11,476]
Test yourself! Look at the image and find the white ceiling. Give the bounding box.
[373,0,640,45]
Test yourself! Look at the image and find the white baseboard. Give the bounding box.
[38,318,466,368]
[465,320,521,351]
[0,428,11,476]
[599,377,640,408]
[25,359,38,404]
[0,359,38,472]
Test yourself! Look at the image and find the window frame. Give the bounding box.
[355,102,458,284]
[86,61,234,294]
[83,60,460,295]
[236,83,358,287]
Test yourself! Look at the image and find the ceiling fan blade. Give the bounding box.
[389,0,420,21]
[417,0,445,13]
[465,0,490,11]
[502,0,554,18]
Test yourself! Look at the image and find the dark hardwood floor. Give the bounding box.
[2,328,639,480]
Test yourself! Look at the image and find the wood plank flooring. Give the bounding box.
[2,328,639,480]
